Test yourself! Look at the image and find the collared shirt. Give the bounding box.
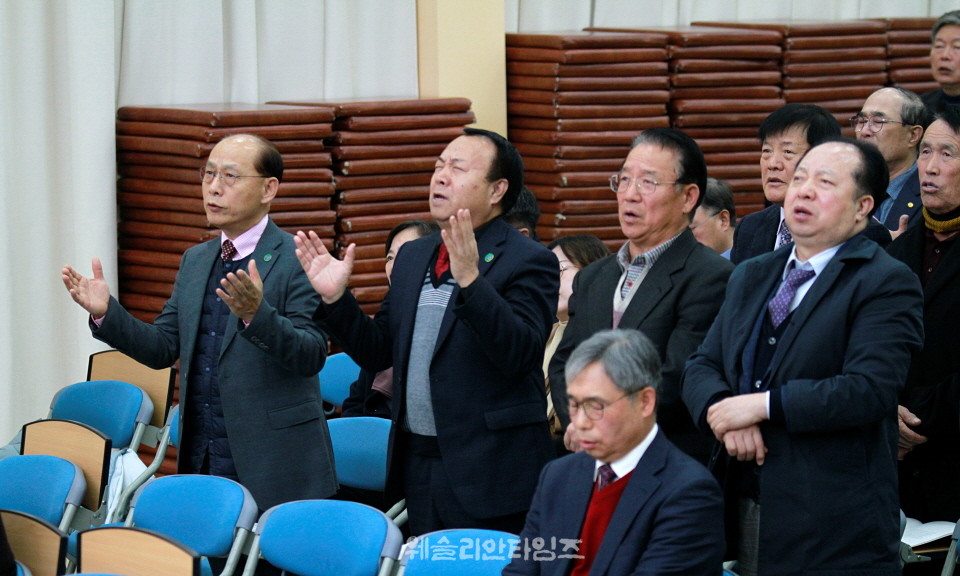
[879,163,918,225]
[614,231,683,312]
[774,206,788,250]
[780,242,842,313]
[594,424,659,482]
[221,214,269,260]
[762,243,843,417]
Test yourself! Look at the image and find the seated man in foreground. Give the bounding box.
[504,329,724,576]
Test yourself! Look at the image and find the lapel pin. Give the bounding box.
[907,202,914,208]
[484,253,495,263]
[264,254,273,262]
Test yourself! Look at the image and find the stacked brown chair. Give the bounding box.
[115,103,337,323]
[695,19,889,137]
[504,30,671,250]
[880,17,937,96]
[267,97,476,315]
[588,25,785,218]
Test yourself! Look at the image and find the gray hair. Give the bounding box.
[564,329,661,395]
[884,87,929,128]
[932,10,960,43]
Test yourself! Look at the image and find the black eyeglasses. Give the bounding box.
[568,392,636,421]
[200,168,267,186]
[849,115,906,133]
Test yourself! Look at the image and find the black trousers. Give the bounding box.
[400,432,527,537]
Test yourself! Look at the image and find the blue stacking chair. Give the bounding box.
[242,499,402,576]
[121,474,258,576]
[398,528,518,576]
[50,379,156,524]
[50,380,153,453]
[0,453,86,532]
[328,416,406,523]
[319,352,361,415]
[77,525,200,576]
[86,350,178,522]
[1,508,67,576]
[19,419,112,536]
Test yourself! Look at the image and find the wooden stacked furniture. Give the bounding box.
[115,103,337,323]
[694,19,890,137]
[587,25,786,217]
[504,30,671,250]
[880,17,937,95]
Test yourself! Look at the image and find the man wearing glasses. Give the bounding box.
[548,128,732,465]
[62,134,337,513]
[505,329,724,576]
[853,87,928,236]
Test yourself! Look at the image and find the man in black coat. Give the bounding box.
[891,105,960,524]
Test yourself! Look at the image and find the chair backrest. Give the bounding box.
[21,419,111,517]
[244,499,403,576]
[328,416,391,491]
[87,350,175,430]
[78,526,199,576]
[319,353,361,411]
[0,509,67,576]
[0,456,85,530]
[50,380,152,451]
[400,528,519,576]
[129,474,257,567]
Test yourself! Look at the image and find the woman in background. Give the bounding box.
[543,235,609,437]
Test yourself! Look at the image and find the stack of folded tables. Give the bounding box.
[115,103,338,323]
[267,97,475,315]
[504,30,671,250]
[695,19,889,137]
[588,25,785,218]
[880,17,937,96]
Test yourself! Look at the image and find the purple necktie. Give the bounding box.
[776,219,793,249]
[767,266,816,328]
[597,463,618,490]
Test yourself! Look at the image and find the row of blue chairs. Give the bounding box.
[3,501,518,576]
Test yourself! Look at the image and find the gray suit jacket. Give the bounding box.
[92,219,336,510]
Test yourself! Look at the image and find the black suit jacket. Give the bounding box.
[683,234,924,575]
[548,229,732,462]
[889,224,960,521]
[881,164,922,230]
[318,218,558,519]
[732,204,892,264]
[503,430,724,576]
[730,205,780,265]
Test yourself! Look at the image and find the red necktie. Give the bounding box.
[435,244,450,277]
[221,239,238,262]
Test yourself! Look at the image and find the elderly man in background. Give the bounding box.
[923,10,960,114]
[891,105,960,527]
[853,87,927,236]
[549,127,733,465]
[691,177,737,259]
